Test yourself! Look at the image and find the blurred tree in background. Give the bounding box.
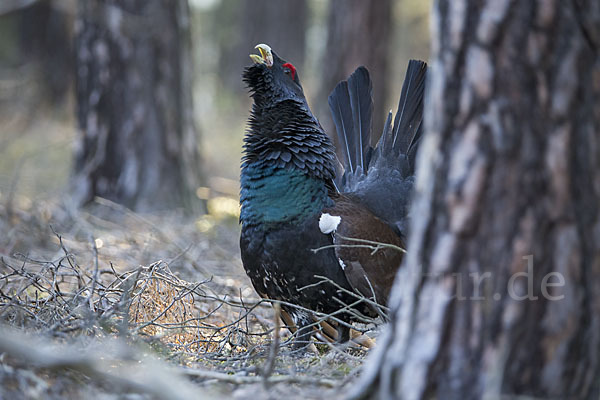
[72,0,204,213]
[0,0,429,208]
[18,0,72,103]
[318,0,392,143]
[0,0,73,111]
[216,0,308,93]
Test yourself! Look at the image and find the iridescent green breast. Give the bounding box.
[240,165,331,226]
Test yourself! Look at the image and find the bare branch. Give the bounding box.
[311,233,406,255]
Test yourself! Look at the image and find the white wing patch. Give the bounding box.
[338,258,346,271]
[319,213,341,234]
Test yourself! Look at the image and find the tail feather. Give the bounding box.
[380,110,393,153]
[329,82,354,172]
[348,67,373,171]
[383,60,427,168]
[328,66,373,175]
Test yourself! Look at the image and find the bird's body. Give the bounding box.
[240,44,426,346]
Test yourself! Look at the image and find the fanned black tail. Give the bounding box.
[327,60,427,235]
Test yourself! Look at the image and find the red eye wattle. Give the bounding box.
[282,63,296,80]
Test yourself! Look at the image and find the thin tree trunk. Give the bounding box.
[318,0,392,145]
[73,0,204,213]
[354,1,600,399]
[19,0,72,102]
[217,0,307,93]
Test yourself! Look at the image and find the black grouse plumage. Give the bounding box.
[331,61,426,236]
[240,44,427,347]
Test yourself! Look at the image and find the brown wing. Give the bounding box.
[323,194,405,310]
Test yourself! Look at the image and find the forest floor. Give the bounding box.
[0,81,379,399]
[0,195,376,399]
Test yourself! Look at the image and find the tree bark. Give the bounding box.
[73,0,204,213]
[354,1,600,399]
[318,0,392,145]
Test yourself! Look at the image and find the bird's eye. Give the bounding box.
[282,63,296,80]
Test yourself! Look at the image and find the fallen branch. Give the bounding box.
[0,325,207,400]
[182,368,337,388]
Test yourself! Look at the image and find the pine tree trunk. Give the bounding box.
[354,1,600,399]
[216,0,307,93]
[318,0,392,144]
[73,0,204,213]
[17,0,73,102]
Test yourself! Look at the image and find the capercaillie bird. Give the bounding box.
[240,43,426,347]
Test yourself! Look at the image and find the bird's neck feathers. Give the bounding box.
[240,100,337,227]
[243,97,337,181]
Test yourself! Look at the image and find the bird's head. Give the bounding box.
[241,43,336,186]
[243,44,305,106]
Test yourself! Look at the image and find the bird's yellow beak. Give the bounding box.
[250,43,273,67]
